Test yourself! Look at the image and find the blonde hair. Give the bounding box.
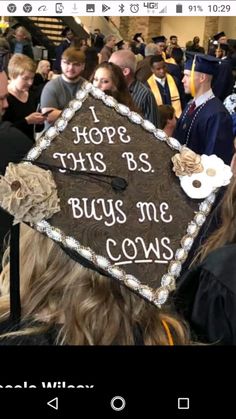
[8,53,36,79]
[36,60,50,74]
[0,224,190,345]
[15,26,31,41]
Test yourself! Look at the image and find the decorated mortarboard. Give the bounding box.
[213,31,226,41]
[133,33,142,42]
[152,36,166,44]
[185,52,219,76]
[0,81,232,313]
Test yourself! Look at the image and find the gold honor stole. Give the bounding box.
[165,57,176,65]
[147,74,182,118]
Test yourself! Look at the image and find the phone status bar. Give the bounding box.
[1,1,235,16]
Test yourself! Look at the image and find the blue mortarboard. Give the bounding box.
[152,36,166,44]
[185,52,219,76]
[213,31,226,41]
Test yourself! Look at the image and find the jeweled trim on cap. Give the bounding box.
[26,81,215,307]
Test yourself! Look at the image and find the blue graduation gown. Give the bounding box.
[212,59,234,102]
[174,97,234,164]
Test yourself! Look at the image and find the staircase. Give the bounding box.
[11,16,89,59]
[9,16,122,59]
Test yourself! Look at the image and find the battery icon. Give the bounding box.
[176,4,183,13]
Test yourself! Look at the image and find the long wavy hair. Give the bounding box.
[195,180,236,263]
[0,224,190,345]
[91,61,140,113]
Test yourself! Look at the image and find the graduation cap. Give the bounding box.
[152,36,166,44]
[185,52,219,76]
[213,31,226,41]
[116,40,125,49]
[0,81,231,326]
[133,33,143,42]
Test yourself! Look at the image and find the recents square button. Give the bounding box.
[178,397,190,410]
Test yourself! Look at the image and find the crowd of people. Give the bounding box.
[0,23,236,345]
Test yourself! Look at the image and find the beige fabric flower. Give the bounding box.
[0,163,60,225]
[172,147,204,177]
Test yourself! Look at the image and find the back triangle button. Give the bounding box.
[47,397,58,410]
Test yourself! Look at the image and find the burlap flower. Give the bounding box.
[0,163,60,225]
[172,147,204,177]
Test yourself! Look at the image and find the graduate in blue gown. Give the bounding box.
[174,52,234,165]
[212,43,234,102]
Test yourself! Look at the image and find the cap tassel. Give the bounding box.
[24,160,128,192]
[190,55,196,98]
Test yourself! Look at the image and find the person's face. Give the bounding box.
[171,37,177,45]
[215,48,223,58]
[137,36,144,43]
[219,36,227,44]
[0,72,9,118]
[13,71,34,91]
[152,61,167,79]
[66,30,74,41]
[61,59,84,80]
[156,42,166,53]
[15,29,25,41]
[93,67,114,91]
[182,70,201,94]
[42,61,51,74]
[107,37,116,48]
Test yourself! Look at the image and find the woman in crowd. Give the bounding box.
[0,223,190,345]
[2,53,46,141]
[9,26,34,59]
[91,61,139,112]
[33,59,54,101]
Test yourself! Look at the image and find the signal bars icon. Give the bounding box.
[159,6,167,13]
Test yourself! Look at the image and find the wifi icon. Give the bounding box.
[102,4,110,12]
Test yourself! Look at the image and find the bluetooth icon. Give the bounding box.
[118,4,125,13]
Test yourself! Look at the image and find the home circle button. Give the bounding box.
[110,396,126,411]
